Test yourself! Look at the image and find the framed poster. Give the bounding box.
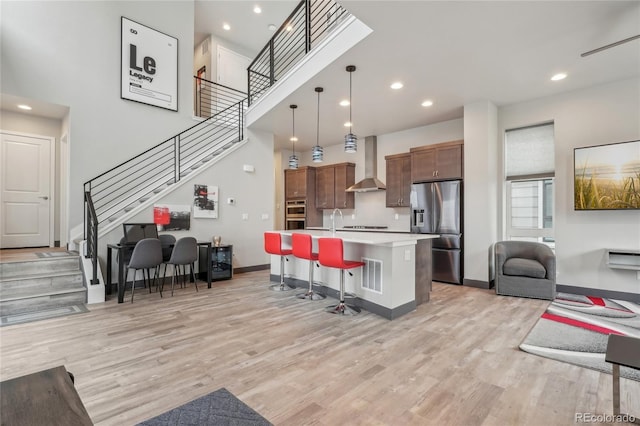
[153,204,190,231]
[121,17,178,111]
[193,184,219,219]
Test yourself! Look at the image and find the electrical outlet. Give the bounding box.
[395,213,399,220]
[261,213,269,220]
[242,213,248,220]
[404,249,411,261]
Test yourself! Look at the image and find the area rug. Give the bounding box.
[137,388,272,426]
[520,293,640,381]
[0,305,89,327]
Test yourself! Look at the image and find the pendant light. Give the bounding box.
[288,104,299,169]
[312,87,324,162]
[344,65,357,153]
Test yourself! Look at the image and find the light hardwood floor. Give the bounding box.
[1,271,638,425]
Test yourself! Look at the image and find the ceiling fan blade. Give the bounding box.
[581,34,640,57]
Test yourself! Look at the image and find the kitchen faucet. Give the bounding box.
[330,208,343,234]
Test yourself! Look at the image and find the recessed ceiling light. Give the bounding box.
[390,82,403,90]
[17,104,32,111]
[344,121,352,127]
[421,100,434,107]
[339,100,350,107]
[223,23,231,31]
[253,6,262,14]
[551,73,567,81]
[268,24,276,31]
[285,24,293,31]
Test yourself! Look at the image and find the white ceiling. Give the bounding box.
[1,93,69,120]
[5,1,637,151]
[197,0,640,153]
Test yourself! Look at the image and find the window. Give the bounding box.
[504,123,555,244]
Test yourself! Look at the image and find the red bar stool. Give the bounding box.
[318,237,364,315]
[292,233,326,301]
[264,232,294,291]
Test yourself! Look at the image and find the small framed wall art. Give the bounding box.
[121,17,178,111]
[193,184,219,219]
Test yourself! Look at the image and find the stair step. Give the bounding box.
[1,304,88,327]
[1,285,85,303]
[153,184,168,194]
[1,271,84,299]
[0,288,86,317]
[0,256,80,279]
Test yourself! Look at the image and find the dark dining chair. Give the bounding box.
[158,234,176,288]
[126,238,163,303]
[162,237,198,296]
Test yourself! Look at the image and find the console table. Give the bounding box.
[0,365,92,425]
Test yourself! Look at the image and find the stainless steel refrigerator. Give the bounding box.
[410,180,463,284]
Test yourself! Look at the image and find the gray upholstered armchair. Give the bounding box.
[494,241,556,300]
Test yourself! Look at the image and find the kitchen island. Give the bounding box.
[269,230,438,319]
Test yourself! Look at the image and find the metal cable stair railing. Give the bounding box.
[248,0,350,106]
[84,191,99,285]
[83,79,247,285]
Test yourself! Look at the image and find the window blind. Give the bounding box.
[505,123,555,180]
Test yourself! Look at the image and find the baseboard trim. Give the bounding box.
[463,278,493,289]
[270,274,415,320]
[556,284,640,303]
[234,264,269,274]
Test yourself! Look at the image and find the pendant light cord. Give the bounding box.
[291,106,296,155]
[316,91,320,146]
[349,71,353,133]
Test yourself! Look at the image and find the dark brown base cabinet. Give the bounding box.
[199,244,233,281]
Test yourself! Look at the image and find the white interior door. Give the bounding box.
[217,45,250,93]
[1,132,53,248]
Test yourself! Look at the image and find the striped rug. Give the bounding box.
[520,293,640,381]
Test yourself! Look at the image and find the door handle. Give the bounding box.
[39,196,49,200]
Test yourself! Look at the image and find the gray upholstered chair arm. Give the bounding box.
[495,243,508,274]
[534,247,556,280]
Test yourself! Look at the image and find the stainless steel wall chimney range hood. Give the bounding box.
[346,135,386,192]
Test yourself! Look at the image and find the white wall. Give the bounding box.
[463,101,498,285]
[193,35,254,102]
[278,77,640,296]
[1,1,196,229]
[499,77,640,294]
[99,127,275,273]
[290,118,464,230]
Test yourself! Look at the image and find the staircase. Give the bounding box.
[0,252,86,325]
[83,80,246,232]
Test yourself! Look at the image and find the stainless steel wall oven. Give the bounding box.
[285,200,306,230]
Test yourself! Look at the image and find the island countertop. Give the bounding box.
[276,229,438,247]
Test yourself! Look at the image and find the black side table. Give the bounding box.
[199,244,233,282]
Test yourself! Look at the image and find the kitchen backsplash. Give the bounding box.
[320,191,410,232]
